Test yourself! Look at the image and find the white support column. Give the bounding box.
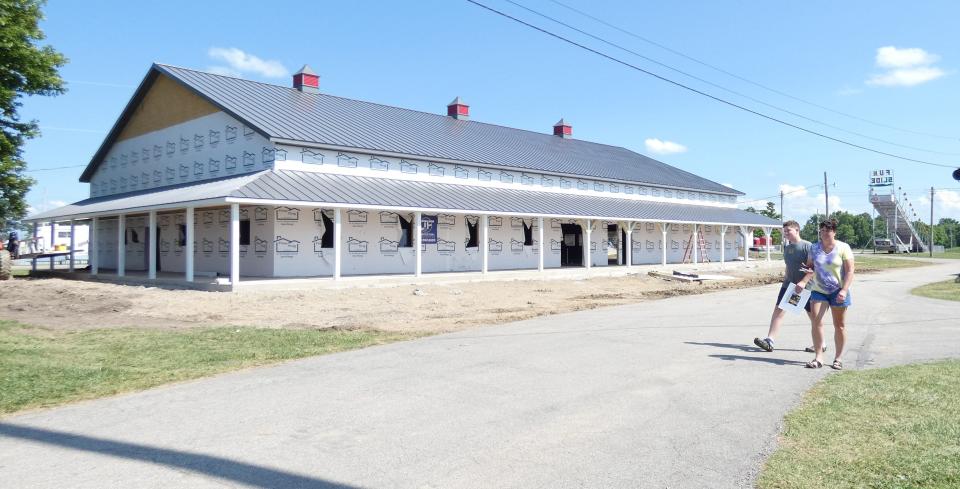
[333,208,342,280]
[661,222,668,266]
[32,222,39,254]
[49,221,56,270]
[583,219,592,270]
[720,225,728,269]
[414,211,422,278]
[230,204,240,285]
[744,228,750,262]
[537,216,544,272]
[117,215,126,277]
[692,224,699,265]
[148,211,157,280]
[763,227,772,262]
[185,208,194,282]
[68,220,76,272]
[90,217,99,275]
[625,222,633,268]
[481,215,489,274]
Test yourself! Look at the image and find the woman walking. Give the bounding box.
[799,219,855,369]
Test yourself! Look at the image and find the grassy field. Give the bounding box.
[911,280,960,302]
[758,360,960,489]
[933,247,960,259]
[853,254,930,271]
[0,320,420,415]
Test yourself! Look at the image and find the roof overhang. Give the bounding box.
[31,170,778,228]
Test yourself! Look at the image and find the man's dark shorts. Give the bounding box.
[776,285,811,312]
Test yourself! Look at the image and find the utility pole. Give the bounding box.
[823,172,829,218]
[930,187,935,257]
[780,190,784,221]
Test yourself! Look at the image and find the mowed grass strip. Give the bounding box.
[758,360,960,489]
[853,254,929,271]
[0,320,420,415]
[911,280,960,302]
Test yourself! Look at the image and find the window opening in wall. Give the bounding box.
[320,212,333,248]
[399,215,413,247]
[177,224,187,247]
[522,219,533,246]
[240,219,251,246]
[465,216,479,248]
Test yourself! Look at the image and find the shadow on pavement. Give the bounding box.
[0,423,359,489]
[685,341,805,353]
[708,354,807,366]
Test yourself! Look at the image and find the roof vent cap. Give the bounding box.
[293,64,319,93]
[447,96,469,120]
[553,118,572,138]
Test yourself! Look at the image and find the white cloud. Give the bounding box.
[775,183,843,220]
[918,189,960,220]
[875,46,940,68]
[207,47,288,79]
[49,200,67,208]
[644,138,687,155]
[866,46,946,87]
[867,67,945,87]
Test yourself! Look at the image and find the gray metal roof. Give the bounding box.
[30,170,776,226]
[82,64,741,196]
[27,173,264,221]
[232,171,775,226]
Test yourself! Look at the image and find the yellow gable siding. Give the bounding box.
[116,74,220,141]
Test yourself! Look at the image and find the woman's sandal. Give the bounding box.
[805,360,823,369]
[831,360,843,370]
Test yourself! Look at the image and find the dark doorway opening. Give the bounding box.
[607,224,620,265]
[560,223,583,267]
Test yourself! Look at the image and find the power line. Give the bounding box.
[466,0,957,168]
[24,164,86,172]
[503,0,960,156]
[546,0,960,142]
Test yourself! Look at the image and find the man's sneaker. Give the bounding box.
[753,337,774,352]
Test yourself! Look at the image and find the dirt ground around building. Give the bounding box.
[1,267,793,334]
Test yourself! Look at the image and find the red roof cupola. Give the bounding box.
[293,64,319,93]
[447,96,469,120]
[553,118,572,138]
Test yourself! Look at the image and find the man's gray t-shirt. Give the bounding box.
[782,240,812,287]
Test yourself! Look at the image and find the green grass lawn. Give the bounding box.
[853,254,929,271]
[0,320,420,415]
[758,360,960,489]
[933,247,960,259]
[911,280,960,302]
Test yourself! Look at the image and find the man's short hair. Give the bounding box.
[819,219,838,231]
[782,220,800,230]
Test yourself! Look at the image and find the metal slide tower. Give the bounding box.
[869,170,926,252]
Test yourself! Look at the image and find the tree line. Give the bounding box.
[746,201,960,249]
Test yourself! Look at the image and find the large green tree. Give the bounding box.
[745,201,783,243]
[0,0,66,232]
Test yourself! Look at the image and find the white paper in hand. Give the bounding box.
[777,283,811,314]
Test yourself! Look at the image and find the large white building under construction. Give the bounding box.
[26,63,778,288]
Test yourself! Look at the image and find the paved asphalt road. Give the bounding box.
[1,261,958,488]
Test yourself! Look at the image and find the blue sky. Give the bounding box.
[20,0,960,222]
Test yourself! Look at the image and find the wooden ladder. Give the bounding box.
[682,232,711,264]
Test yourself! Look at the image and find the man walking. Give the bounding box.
[753,221,818,352]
